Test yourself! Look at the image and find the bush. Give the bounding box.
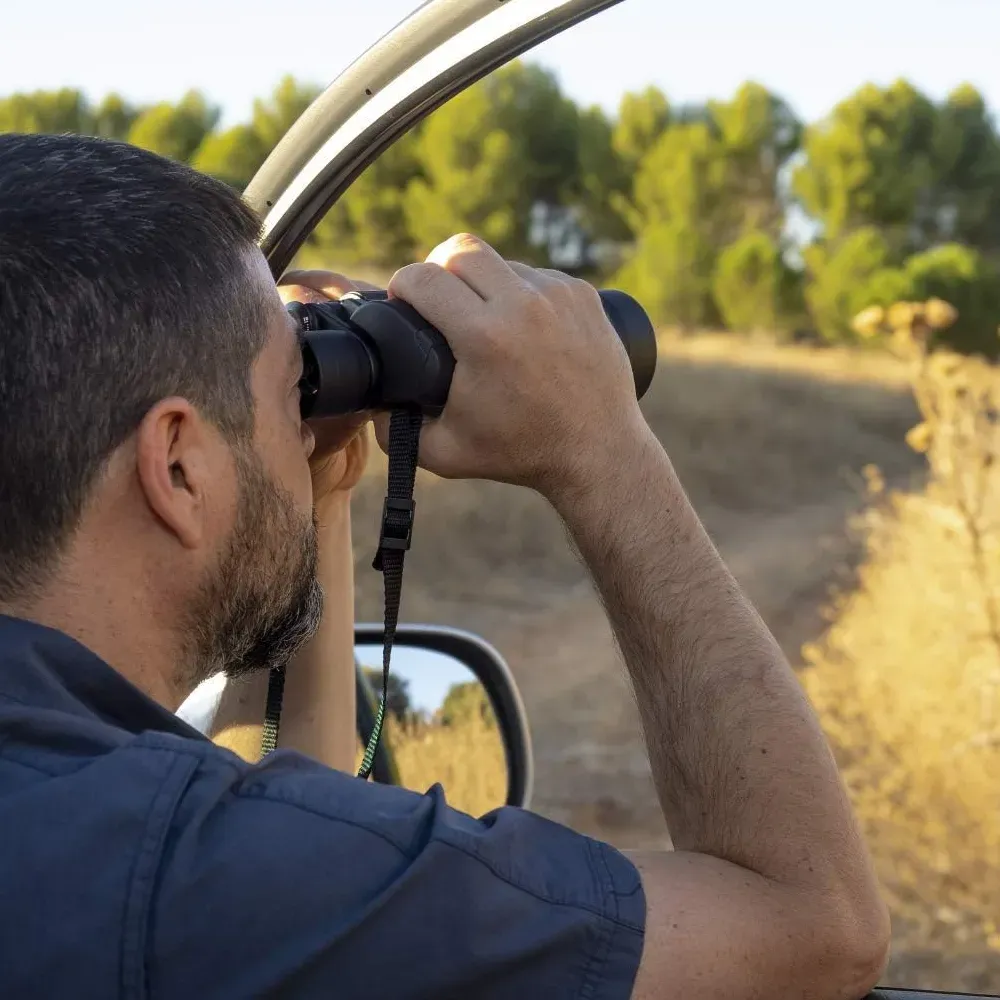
[712,230,806,335]
[615,220,717,328]
[804,228,914,342]
[802,336,1000,991]
[712,231,782,333]
[904,244,1000,357]
[357,709,507,819]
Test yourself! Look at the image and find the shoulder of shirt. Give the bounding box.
[130,728,437,860]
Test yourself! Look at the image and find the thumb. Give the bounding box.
[374,413,462,481]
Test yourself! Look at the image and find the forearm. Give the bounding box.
[211,493,357,771]
[548,415,877,904]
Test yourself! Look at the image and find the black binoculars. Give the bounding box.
[289,288,657,420]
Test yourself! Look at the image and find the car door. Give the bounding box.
[243,2,1000,997]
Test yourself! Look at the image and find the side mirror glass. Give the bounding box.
[355,625,533,813]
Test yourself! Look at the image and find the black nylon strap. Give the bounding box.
[358,408,423,779]
[261,664,286,756]
[261,408,423,766]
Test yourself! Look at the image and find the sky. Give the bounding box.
[354,644,477,715]
[2,0,1000,127]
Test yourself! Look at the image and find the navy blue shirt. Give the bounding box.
[0,614,645,998]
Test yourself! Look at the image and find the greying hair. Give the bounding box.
[0,132,269,600]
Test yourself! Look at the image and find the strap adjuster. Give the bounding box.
[373,496,416,571]
[378,496,415,551]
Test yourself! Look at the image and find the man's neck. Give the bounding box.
[0,578,188,711]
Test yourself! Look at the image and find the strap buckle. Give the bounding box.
[372,496,416,570]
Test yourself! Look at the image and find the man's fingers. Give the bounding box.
[279,269,380,298]
[388,261,487,344]
[506,261,576,288]
[277,285,328,306]
[425,234,525,302]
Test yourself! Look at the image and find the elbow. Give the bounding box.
[813,891,891,999]
[844,905,891,998]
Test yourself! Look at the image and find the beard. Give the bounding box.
[183,446,324,686]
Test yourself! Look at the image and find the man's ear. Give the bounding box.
[134,398,223,550]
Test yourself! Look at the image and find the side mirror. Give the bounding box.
[354,624,534,812]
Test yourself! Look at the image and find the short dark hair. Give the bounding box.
[0,132,269,601]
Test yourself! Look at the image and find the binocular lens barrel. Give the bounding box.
[295,288,656,419]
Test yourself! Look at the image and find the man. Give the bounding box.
[0,133,889,999]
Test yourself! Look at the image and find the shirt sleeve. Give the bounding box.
[146,743,646,1000]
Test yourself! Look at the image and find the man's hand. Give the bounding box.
[277,270,377,505]
[383,235,641,497]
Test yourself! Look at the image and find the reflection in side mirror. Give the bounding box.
[355,625,533,813]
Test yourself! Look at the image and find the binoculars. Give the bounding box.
[289,288,657,419]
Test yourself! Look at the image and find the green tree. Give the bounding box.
[709,82,801,241]
[191,77,322,191]
[615,120,728,326]
[404,61,579,262]
[804,227,911,342]
[612,85,671,174]
[925,84,1000,254]
[616,218,716,328]
[91,93,139,141]
[440,682,495,728]
[126,90,219,162]
[0,88,93,135]
[573,104,633,249]
[249,76,322,154]
[312,130,424,268]
[793,80,938,253]
[904,243,1000,356]
[626,121,728,232]
[191,124,268,190]
[618,82,800,310]
[713,230,789,333]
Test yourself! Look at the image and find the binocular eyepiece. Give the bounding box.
[289,288,657,420]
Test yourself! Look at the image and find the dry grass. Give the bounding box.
[802,322,1000,992]
[804,484,1000,990]
[657,329,914,389]
[356,714,508,818]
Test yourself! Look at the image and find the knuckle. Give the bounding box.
[449,232,483,252]
[434,232,486,271]
[389,261,441,298]
[517,285,555,325]
[572,276,603,308]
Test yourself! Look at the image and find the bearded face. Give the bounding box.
[184,445,324,687]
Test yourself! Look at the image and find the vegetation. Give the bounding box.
[803,300,1000,991]
[355,681,507,820]
[7,71,1000,353]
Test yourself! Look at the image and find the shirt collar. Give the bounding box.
[0,613,207,740]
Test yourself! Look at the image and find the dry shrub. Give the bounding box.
[357,712,508,819]
[803,302,1000,990]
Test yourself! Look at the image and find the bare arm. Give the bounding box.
[383,235,890,1000]
[549,417,888,1000]
[209,489,357,770]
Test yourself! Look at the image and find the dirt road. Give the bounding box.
[351,340,923,847]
